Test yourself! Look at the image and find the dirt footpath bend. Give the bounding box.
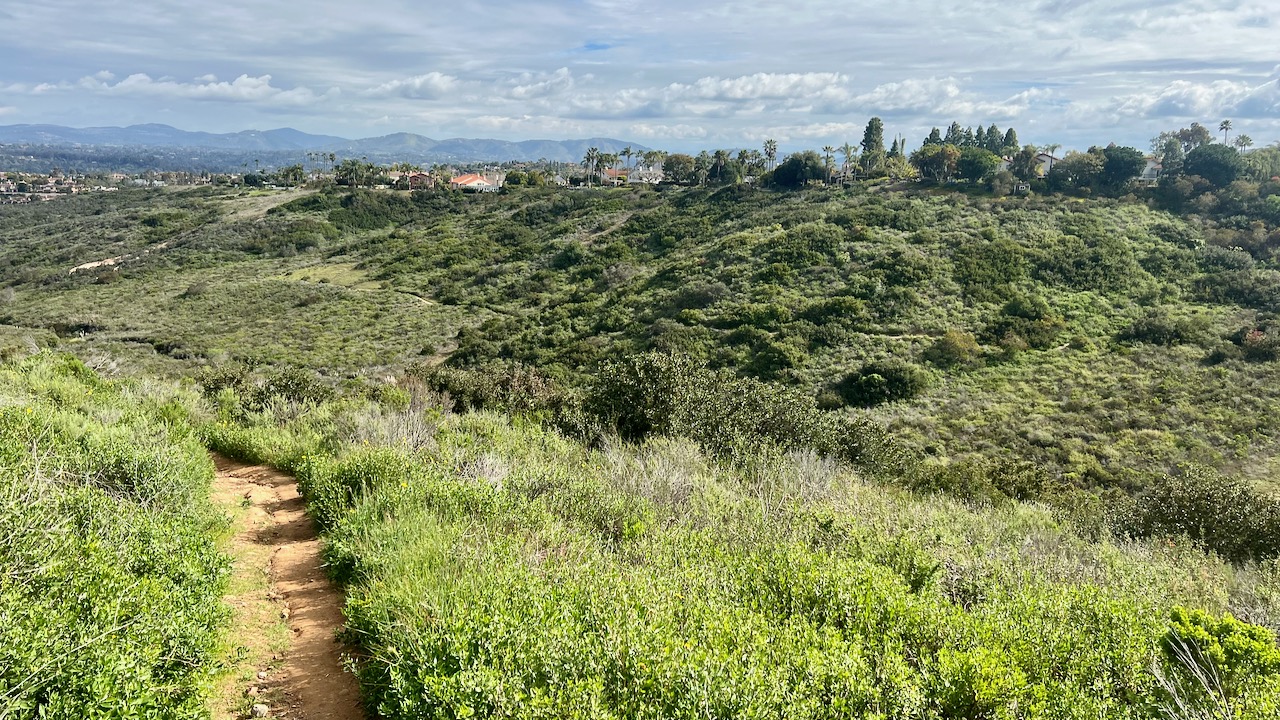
[211,454,364,720]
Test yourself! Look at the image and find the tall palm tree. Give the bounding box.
[763,139,778,170]
[839,142,857,177]
[1220,119,1232,143]
[583,147,600,186]
[621,146,634,170]
[712,149,730,184]
[822,145,835,184]
[1234,134,1253,153]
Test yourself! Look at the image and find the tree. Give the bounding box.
[1009,145,1041,181]
[1185,143,1244,187]
[1153,124,1214,155]
[910,143,961,182]
[1234,135,1254,153]
[583,147,600,186]
[711,149,732,184]
[860,117,886,174]
[1100,145,1146,188]
[763,139,778,170]
[943,122,964,146]
[770,151,826,189]
[957,147,1001,182]
[1001,128,1019,156]
[923,127,943,146]
[1220,119,1233,143]
[1047,149,1104,191]
[982,124,1002,153]
[662,153,696,184]
[839,142,857,173]
[821,145,835,183]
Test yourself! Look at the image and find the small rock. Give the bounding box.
[245,686,259,696]
[251,703,270,718]
[256,670,268,680]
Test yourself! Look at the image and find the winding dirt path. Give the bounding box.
[211,454,364,720]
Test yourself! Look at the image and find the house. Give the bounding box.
[630,167,665,185]
[1034,153,1059,176]
[450,173,501,192]
[408,173,434,190]
[601,168,628,185]
[1139,156,1162,186]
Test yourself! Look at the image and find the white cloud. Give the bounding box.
[628,122,707,139]
[508,68,574,100]
[75,72,325,106]
[1112,74,1279,119]
[470,114,586,135]
[666,72,849,102]
[364,72,461,99]
[0,106,16,116]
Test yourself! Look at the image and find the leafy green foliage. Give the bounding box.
[0,354,227,717]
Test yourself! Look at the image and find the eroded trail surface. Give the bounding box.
[212,454,364,720]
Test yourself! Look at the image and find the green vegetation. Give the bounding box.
[0,354,227,716]
[2,139,1280,715]
[199,378,1280,719]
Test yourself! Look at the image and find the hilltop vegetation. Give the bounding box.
[2,161,1280,716]
[5,178,1277,492]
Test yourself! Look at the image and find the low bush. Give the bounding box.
[0,354,227,717]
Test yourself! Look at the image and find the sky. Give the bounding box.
[0,0,1277,154]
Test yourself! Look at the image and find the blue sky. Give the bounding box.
[0,0,1276,153]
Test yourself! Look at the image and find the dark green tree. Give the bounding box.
[957,147,1001,182]
[923,127,943,146]
[1001,128,1019,155]
[770,151,826,189]
[910,143,961,182]
[662,153,696,184]
[1185,143,1244,187]
[860,117,886,174]
[1100,145,1146,188]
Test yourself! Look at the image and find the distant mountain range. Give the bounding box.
[0,123,646,164]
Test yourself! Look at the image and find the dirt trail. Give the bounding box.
[211,454,364,720]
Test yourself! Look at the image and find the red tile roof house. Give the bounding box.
[450,173,499,192]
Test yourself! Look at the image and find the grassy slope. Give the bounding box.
[206,392,1280,719]
[0,354,227,717]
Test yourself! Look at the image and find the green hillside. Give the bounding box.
[3,177,1280,716]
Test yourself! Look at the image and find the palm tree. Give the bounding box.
[712,149,730,184]
[838,142,857,180]
[1234,134,1253,154]
[583,147,600,186]
[763,139,778,170]
[1220,119,1232,143]
[621,146,634,170]
[821,145,835,184]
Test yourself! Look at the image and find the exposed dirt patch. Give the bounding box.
[211,454,364,720]
[222,188,314,221]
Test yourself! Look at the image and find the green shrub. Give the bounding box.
[1123,467,1280,562]
[833,360,930,408]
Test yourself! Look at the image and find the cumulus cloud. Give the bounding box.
[665,72,849,102]
[1114,73,1280,119]
[508,67,575,100]
[364,72,461,100]
[74,72,325,106]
